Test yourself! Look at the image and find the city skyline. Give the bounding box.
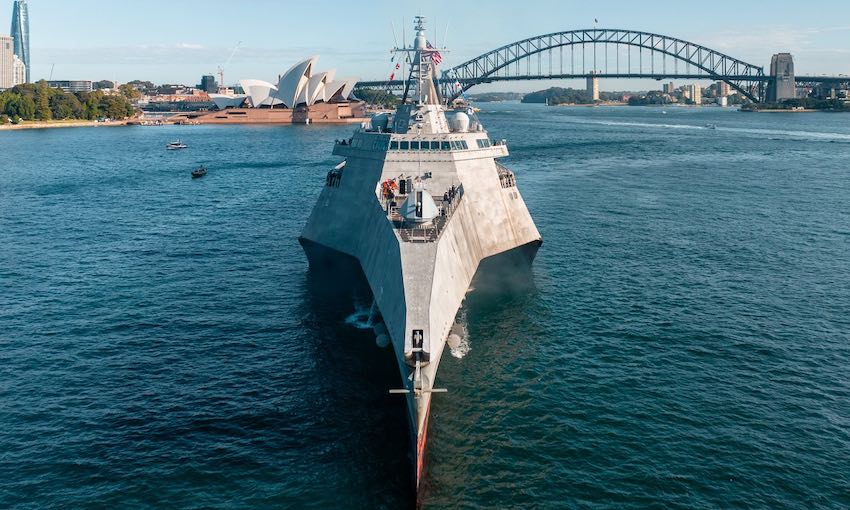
[3,0,850,91]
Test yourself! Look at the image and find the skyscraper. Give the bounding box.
[0,34,13,89]
[10,0,29,83]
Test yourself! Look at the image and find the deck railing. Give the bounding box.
[496,162,516,188]
[382,185,465,243]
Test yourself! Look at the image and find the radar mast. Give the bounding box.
[395,16,444,106]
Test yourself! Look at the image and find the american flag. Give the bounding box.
[426,42,442,66]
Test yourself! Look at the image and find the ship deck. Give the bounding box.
[383,188,465,243]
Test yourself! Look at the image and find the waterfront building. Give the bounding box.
[209,56,358,111]
[199,74,217,93]
[170,56,364,124]
[586,72,599,101]
[682,84,702,105]
[767,53,795,103]
[12,53,24,85]
[0,34,12,89]
[663,82,675,94]
[10,0,29,83]
[717,81,731,97]
[47,80,93,93]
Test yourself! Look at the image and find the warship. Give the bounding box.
[299,17,542,492]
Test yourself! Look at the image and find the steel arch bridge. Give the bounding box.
[358,28,769,102]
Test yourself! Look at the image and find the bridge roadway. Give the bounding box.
[360,74,850,89]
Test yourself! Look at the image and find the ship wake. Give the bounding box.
[448,316,471,359]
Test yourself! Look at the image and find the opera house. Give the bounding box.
[172,56,367,125]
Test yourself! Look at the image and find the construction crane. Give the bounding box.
[217,41,242,90]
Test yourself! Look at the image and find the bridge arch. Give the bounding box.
[441,29,766,102]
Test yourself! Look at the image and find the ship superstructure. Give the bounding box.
[299,17,541,492]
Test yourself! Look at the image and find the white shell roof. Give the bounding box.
[230,57,357,108]
[323,78,357,103]
[275,56,317,108]
[238,79,279,107]
[303,70,334,105]
[209,93,247,110]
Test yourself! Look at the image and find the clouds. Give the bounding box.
[696,25,850,72]
[35,44,345,68]
[30,43,387,83]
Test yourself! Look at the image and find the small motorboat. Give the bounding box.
[705,124,717,130]
[166,139,188,150]
[191,165,207,178]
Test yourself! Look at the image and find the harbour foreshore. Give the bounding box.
[0,120,129,130]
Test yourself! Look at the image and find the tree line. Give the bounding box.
[353,88,400,108]
[521,87,621,105]
[0,81,137,124]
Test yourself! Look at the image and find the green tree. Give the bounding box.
[99,95,125,118]
[353,87,400,108]
[77,91,102,119]
[118,84,141,100]
[522,87,594,105]
[4,94,36,119]
[93,80,115,90]
[49,91,84,119]
[34,80,53,121]
[127,80,154,92]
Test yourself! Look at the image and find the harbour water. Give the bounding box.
[2,104,849,508]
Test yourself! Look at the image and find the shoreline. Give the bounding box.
[741,108,828,113]
[0,120,129,131]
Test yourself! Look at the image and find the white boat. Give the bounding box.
[166,140,188,150]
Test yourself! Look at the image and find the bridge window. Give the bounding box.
[441,141,451,151]
[390,141,399,150]
[476,138,491,148]
[400,141,409,150]
[459,140,469,150]
[430,141,440,150]
[411,141,420,150]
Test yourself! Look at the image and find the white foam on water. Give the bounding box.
[563,117,850,142]
[344,302,374,329]
[722,126,850,141]
[449,317,470,359]
[450,335,471,359]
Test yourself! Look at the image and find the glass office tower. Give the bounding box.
[10,0,29,83]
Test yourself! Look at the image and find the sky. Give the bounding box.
[4,0,850,92]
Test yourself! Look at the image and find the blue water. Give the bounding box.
[2,104,850,509]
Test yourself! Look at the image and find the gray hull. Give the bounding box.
[300,136,541,488]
